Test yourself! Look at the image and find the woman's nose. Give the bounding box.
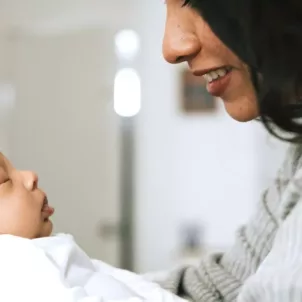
[162,18,201,64]
[22,171,39,191]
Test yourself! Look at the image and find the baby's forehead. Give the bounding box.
[0,153,6,163]
[0,153,11,170]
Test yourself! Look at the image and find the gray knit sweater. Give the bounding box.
[160,144,302,302]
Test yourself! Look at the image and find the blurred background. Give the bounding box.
[0,0,289,274]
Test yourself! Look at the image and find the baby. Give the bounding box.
[0,152,186,302]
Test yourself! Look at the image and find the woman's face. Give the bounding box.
[163,0,259,121]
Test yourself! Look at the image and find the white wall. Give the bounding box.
[0,0,132,35]
[0,33,13,156]
[134,1,288,273]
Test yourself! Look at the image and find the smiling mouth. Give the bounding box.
[193,66,233,97]
[201,66,232,83]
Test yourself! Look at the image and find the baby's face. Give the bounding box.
[0,153,54,239]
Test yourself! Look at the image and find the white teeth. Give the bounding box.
[205,74,212,82]
[217,68,227,77]
[210,71,219,80]
[203,67,229,83]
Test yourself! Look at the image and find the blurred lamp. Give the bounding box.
[114,68,141,117]
[115,30,140,60]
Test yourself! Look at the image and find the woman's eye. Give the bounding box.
[162,0,192,7]
[183,0,191,6]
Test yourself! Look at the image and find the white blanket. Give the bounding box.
[0,234,187,302]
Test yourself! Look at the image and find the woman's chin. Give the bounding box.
[223,99,259,122]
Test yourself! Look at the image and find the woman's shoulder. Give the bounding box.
[278,144,302,220]
[280,144,302,177]
[287,143,302,169]
[239,198,302,302]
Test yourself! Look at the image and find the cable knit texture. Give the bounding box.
[160,144,302,302]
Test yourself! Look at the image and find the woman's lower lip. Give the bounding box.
[206,71,232,97]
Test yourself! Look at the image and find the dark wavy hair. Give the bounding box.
[183,0,302,143]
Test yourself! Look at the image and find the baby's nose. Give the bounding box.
[22,170,38,191]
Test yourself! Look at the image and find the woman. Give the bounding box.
[159,0,302,301]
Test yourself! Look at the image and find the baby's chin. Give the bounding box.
[38,219,53,238]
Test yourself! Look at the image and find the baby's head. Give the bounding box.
[0,152,54,239]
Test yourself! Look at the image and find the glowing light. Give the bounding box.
[115,30,140,60]
[114,68,141,117]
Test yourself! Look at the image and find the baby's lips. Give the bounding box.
[42,204,55,217]
[47,206,55,216]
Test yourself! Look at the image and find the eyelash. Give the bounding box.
[1,178,10,185]
[162,0,191,6]
[182,0,191,6]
